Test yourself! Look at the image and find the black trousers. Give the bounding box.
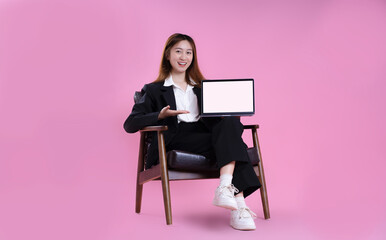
[166,117,261,198]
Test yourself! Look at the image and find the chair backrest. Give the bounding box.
[134,91,142,104]
[133,90,153,169]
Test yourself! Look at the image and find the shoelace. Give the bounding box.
[238,207,257,219]
[219,184,239,197]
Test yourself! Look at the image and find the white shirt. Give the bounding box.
[163,75,200,123]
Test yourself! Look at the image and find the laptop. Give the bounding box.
[200,79,255,117]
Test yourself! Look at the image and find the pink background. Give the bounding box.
[1,0,386,239]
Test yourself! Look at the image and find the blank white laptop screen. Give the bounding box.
[200,79,255,116]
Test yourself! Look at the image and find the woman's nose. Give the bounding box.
[180,53,187,60]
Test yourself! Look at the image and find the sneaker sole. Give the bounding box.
[230,224,256,231]
[212,200,238,210]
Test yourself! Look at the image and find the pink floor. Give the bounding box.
[1,177,385,240]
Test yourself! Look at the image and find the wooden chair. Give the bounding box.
[133,92,270,225]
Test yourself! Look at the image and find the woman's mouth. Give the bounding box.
[178,62,187,66]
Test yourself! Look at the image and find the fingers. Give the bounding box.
[159,105,190,119]
[162,105,170,111]
[158,105,171,119]
[170,109,189,113]
[168,110,189,115]
[160,105,171,115]
[176,110,190,114]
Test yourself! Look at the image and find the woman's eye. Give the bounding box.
[176,50,181,53]
[187,52,192,55]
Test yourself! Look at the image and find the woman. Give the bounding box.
[124,33,261,230]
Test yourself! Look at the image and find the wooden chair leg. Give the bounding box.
[257,163,270,219]
[135,132,146,213]
[158,132,172,225]
[252,129,270,219]
[135,184,143,213]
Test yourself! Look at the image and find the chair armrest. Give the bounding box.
[140,125,168,132]
[243,124,260,129]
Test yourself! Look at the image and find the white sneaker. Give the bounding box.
[230,207,257,231]
[212,184,239,210]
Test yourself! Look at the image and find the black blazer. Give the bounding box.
[123,81,220,168]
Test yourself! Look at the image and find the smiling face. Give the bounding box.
[167,40,193,75]
[156,33,204,84]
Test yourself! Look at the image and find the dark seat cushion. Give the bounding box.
[167,147,260,171]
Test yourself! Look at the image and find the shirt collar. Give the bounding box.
[164,75,194,91]
[163,75,174,87]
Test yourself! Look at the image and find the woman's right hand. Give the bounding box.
[158,105,189,119]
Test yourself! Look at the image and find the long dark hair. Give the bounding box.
[154,33,205,86]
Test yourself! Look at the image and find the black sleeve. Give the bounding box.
[123,84,162,133]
